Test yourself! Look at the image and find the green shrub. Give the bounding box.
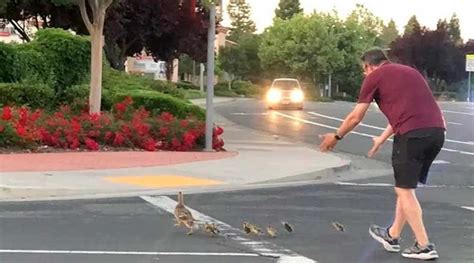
[333,93,356,102]
[32,28,90,91]
[0,83,55,109]
[311,96,334,103]
[113,90,205,120]
[14,44,54,85]
[232,80,260,97]
[0,42,20,83]
[215,82,239,97]
[149,80,187,100]
[0,121,20,147]
[103,68,153,92]
[183,89,206,100]
[176,82,200,90]
[432,91,457,101]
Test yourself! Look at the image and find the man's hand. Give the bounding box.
[368,137,384,158]
[319,133,338,152]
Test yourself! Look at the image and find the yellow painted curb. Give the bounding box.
[104,175,224,188]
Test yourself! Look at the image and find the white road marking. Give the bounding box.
[335,182,393,187]
[308,112,384,131]
[443,110,474,116]
[335,182,474,189]
[232,112,269,116]
[307,111,474,146]
[448,122,463,126]
[274,111,474,156]
[461,206,474,212]
[0,250,259,257]
[140,195,317,262]
[274,111,378,139]
[432,160,450,164]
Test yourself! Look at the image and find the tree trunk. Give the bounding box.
[78,0,113,114]
[166,60,173,81]
[89,31,103,114]
[104,41,126,70]
[8,19,30,42]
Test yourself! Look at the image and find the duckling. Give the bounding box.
[281,221,294,233]
[331,222,345,232]
[266,225,277,238]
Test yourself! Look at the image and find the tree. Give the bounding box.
[331,9,380,97]
[347,4,384,46]
[219,45,248,84]
[404,15,421,36]
[275,0,303,20]
[390,25,465,87]
[465,39,474,54]
[48,0,114,114]
[219,34,262,83]
[259,13,343,84]
[448,13,463,46]
[145,0,209,80]
[103,0,151,70]
[227,0,256,41]
[380,19,399,47]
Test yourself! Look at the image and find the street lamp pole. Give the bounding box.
[205,2,216,151]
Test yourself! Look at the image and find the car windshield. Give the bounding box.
[272,80,300,90]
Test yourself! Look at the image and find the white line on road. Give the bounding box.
[232,112,269,116]
[335,182,474,189]
[307,112,474,146]
[335,182,393,187]
[272,111,474,156]
[443,110,474,116]
[433,160,450,164]
[274,112,378,139]
[0,250,259,257]
[140,195,317,263]
[461,206,474,212]
[448,122,463,126]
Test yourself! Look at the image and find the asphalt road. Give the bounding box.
[216,99,474,187]
[0,99,472,263]
[0,184,472,263]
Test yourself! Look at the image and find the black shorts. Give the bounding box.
[392,128,445,189]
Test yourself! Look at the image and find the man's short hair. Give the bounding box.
[361,48,389,66]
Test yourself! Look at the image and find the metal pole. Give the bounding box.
[192,60,195,84]
[205,4,216,151]
[468,71,472,103]
[200,63,204,92]
[328,74,332,98]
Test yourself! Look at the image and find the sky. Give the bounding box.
[221,0,474,40]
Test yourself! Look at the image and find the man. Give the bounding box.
[320,48,445,260]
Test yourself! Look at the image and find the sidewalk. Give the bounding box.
[0,98,350,201]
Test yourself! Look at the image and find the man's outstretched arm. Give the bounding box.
[319,103,370,152]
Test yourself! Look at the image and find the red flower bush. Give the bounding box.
[2,106,12,120]
[0,97,225,152]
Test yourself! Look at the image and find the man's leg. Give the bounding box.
[395,187,429,246]
[389,196,406,239]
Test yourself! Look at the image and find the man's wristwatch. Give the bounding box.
[335,133,343,140]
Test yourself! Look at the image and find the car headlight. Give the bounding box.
[267,89,282,103]
[291,90,304,102]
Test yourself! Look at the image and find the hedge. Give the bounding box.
[0,83,55,109]
[113,90,205,120]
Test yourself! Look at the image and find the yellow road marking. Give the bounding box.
[104,175,224,188]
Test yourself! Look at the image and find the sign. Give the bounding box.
[467,54,474,72]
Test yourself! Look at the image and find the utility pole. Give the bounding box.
[205,2,217,151]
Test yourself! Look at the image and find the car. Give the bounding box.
[266,78,304,110]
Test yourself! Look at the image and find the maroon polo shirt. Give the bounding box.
[358,63,445,135]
